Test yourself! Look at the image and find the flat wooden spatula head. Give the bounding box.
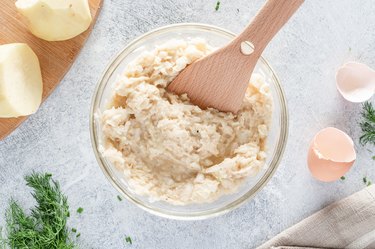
[168,0,304,113]
[168,39,258,113]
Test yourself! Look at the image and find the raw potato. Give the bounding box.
[0,43,43,118]
[15,0,92,41]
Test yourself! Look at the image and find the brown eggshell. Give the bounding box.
[307,127,356,182]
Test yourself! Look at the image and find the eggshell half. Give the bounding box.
[336,62,375,103]
[307,127,356,182]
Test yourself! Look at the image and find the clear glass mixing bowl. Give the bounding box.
[90,23,288,220]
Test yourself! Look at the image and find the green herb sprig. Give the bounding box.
[359,102,375,146]
[0,228,5,249]
[2,173,76,249]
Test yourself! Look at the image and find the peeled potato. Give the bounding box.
[0,43,43,118]
[15,0,92,41]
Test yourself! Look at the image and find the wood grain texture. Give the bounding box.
[168,0,304,113]
[0,0,103,140]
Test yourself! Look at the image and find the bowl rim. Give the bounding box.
[90,23,289,220]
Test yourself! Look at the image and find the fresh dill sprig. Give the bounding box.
[0,227,6,249]
[3,172,76,249]
[359,102,375,146]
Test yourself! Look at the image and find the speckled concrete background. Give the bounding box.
[1,0,375,248]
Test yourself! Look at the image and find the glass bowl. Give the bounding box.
[90,23,288,220]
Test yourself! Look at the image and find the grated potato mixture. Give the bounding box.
[99,39,272,205]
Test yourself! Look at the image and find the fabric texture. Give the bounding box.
[257,186,375,249]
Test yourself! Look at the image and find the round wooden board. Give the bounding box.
[0,0,103,140]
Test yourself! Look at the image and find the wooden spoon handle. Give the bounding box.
[234,0,304,57]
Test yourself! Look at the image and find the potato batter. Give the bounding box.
[99,39,272,205]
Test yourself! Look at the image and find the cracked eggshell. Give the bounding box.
[336,61,375,103]
[307,127,356,182]
[15,0,92,41]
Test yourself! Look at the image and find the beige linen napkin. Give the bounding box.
[257,185,375,249]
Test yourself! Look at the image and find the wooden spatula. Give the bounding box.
[168,0,304,113]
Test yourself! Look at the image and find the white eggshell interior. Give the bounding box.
[336,61,375,103]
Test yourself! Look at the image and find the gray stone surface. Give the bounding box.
[1,0,375,248]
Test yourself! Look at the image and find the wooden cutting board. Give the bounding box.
[0,0,103,140]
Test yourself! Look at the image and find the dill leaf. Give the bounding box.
[359,102,375,146]
[4,172,76,249]
[0,227,6,249]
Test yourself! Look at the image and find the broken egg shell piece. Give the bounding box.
[307,127,356,182]
[336,61,375,103]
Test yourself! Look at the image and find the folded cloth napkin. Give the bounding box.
[257,185,375,249]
